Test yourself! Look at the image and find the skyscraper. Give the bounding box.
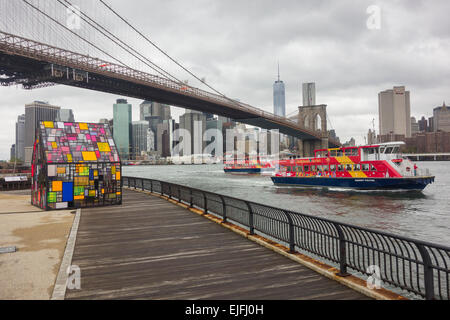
[179,110,206,156]
[113,99,132,160]
[15,114,25,162]
[57,109,75,122]
[139,100,171,121]
[302,83,316,106]
[24,101,61,165]
[273,64,286,117]
[433,102,450,132]
[132,121,149,158]
[378,86,411,138]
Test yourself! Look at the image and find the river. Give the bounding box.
[124,161,450,246]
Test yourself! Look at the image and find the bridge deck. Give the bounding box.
[65,189,368,300]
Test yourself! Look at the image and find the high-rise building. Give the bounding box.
[433,102,450,132]
[273,65,286,117]
[179,110,206,156]
[378,86,411,138]
[15,114,25,162]
[140,100,171,121]
[411,117,419,136]
[56,109,75,122]
[10,144,16,162]
[113,99,132,160]
[147,129,155,152]
[132,121,149,158]
[368,129,377,144]
[418,116,428,132]
[302,83,316,107]
[24,101,61,165]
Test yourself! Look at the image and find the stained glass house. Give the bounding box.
[31,121,122,210]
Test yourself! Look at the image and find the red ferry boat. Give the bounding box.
[271,142,435,191]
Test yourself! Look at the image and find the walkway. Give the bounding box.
[65,189,369,300]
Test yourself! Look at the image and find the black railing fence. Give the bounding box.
[123,176,450,300]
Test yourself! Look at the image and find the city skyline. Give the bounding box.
[1,0,449,159]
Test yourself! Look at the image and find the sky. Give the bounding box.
[0,0,449,160]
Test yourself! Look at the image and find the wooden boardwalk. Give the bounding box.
[65,189,369,300]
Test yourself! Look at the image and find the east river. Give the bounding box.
[124,161,450,246]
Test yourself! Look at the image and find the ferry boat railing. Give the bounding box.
[123,176,450,300]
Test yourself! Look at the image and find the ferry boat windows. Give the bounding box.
[347,148,358,156]
[370,164,377,171]
[362,163,370,171]
[385,147,394,154]
[311,165,317,172]
[304,165,310,172]
[354,164,361,171]
[337,149,344,157]
[337,165,344,171]
[329,150,338,157]
[330,164,336,171]
[346,164,353,171]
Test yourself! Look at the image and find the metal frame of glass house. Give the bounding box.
[31,121,122,210]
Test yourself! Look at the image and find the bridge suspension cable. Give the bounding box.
[98,0,242,107]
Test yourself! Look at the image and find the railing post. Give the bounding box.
[178,185,181,202]
[219,195,227,222]
[168,184,172,199]
[150,180,153,193]
[283,211,295,253]
[334,223,350,277]
[189,189,193,208]
[203,192,208,214]
[134,178,137,190]
[245,202,254,235]
[141,178,144,191]
[416,244,435,300]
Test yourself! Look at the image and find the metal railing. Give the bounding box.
[123,176,450,300]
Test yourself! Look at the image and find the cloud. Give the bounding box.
[0,0,449,159]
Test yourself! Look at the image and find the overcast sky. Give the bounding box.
[0,0,449,160]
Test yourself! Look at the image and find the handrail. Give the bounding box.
[123,176,450,300]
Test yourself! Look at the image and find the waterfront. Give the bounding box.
[124,161,450,245]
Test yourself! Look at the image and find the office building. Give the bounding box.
[10,144,16,162]
[15,114,25,162]
[113,99,132,160]
[433,102,450,132]
[273,66,286,117]
[132,121,150,158]
[302,83,316,107]
[24,101,61,165]
[140,100,171,121]
[418,116,428,132]
[378,86,411,138]
[179,110,206,156]
[56,109,75,122]
[411,117,420,136]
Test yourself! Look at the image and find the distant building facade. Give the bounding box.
[179,110,206,156]
[273,68,286,117]
[302,83,316,107]
[113,99,132,160]
[57,109,75,122]
[132,121,149,158]
[433,102,450,132]
[378,86,411,138]
[24,101,61,165]
[15,114,25,162]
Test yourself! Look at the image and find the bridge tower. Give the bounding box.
[296,83,328,156]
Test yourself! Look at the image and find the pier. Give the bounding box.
[65,189,368,300]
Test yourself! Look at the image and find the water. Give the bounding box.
[124,161,450,246]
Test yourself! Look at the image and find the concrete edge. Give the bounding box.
[127,187,408,301]
[51,208,81,300]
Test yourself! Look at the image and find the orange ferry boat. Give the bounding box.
[271,142,434,191]
[224,157,274,174]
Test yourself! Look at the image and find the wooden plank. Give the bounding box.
[65,190,369,300]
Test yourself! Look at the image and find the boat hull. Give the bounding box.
[271,176,435,190]
[224,168,261,174]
